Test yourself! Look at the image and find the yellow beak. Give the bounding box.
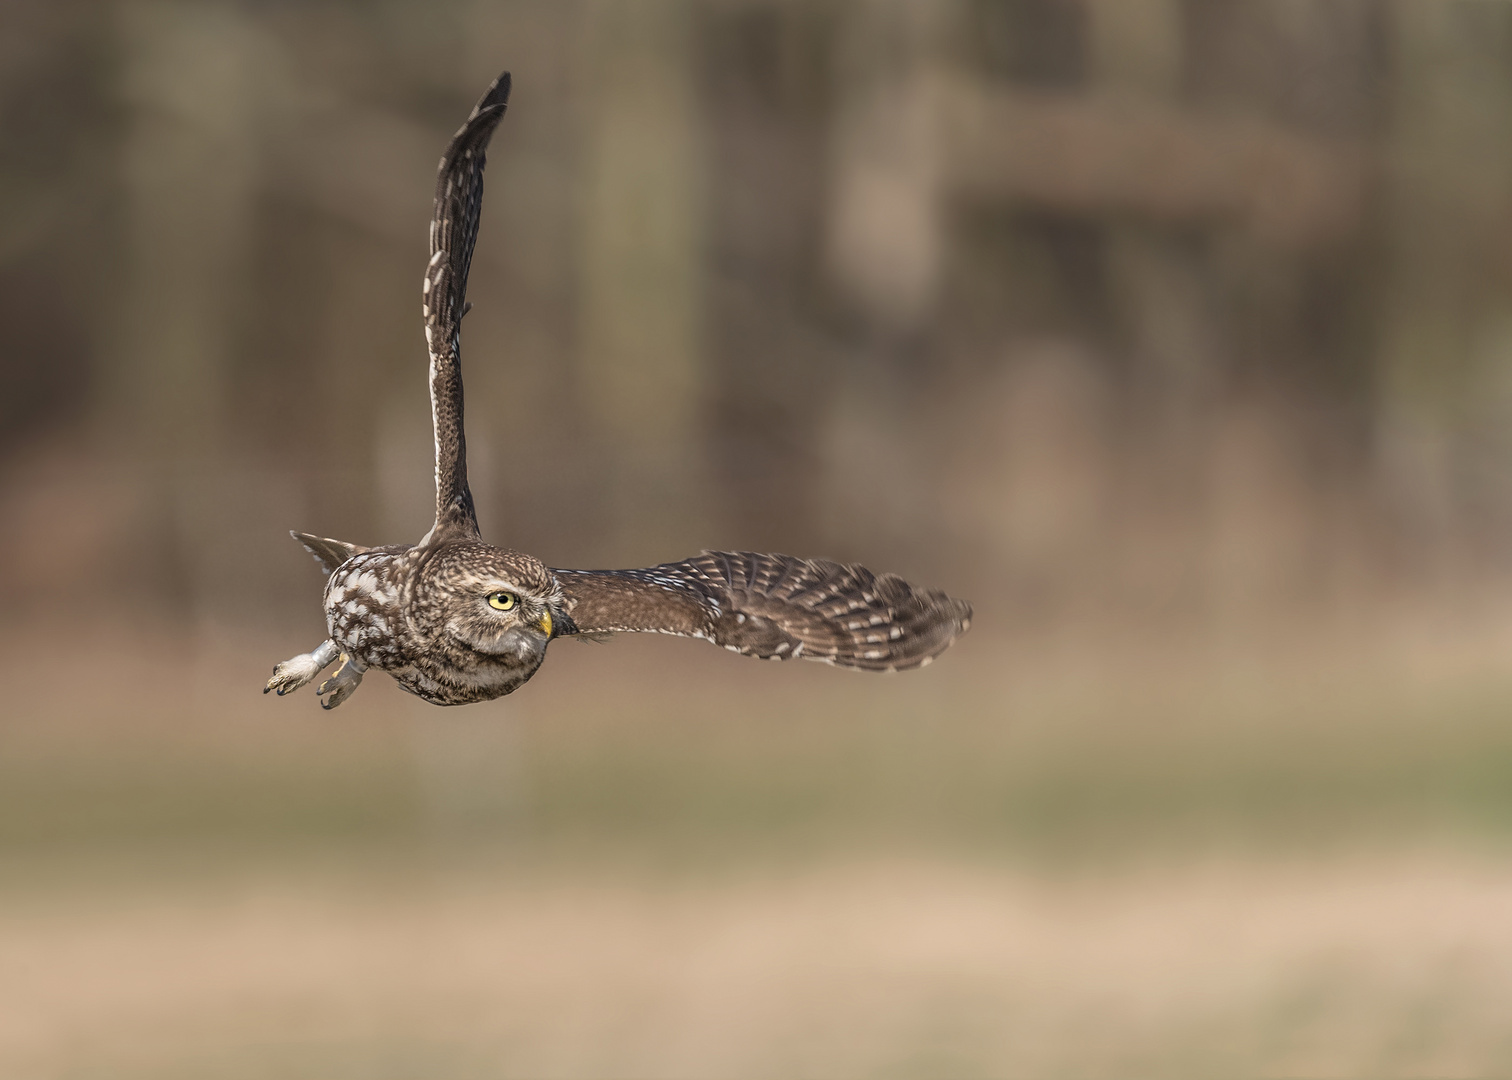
[537,610,553,638]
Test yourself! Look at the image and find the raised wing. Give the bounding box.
[553,551,972,671]
[423,71,511,543]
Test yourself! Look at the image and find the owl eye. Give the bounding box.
[487,592,517,611]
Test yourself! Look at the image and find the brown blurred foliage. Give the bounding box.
[5,0,1512,633]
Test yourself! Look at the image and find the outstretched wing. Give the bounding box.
[423,71,511,542]
[553,551,972,672]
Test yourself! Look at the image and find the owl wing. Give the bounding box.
[423,71,511,543]
[552,551,972,671]
[291,531,368,574]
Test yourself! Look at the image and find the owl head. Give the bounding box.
[413,541,568,660]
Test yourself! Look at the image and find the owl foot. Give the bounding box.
[317,653,366,710]
[266,639,340,696]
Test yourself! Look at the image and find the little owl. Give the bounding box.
[266,72,971,708]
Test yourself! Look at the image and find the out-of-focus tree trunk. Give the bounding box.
[699,2,839,555]
[1378,3,1512,554]
[825,0,943,333]
[815,0,953,566]
[1087,0,1182,98]
[110,0,263,611]
[576,0,707,560]
[1086,0,1214,399]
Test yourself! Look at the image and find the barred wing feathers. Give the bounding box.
[424,70,511,540]
[554,551,971,671]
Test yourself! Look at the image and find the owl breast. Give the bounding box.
[390,653,543,706]
[324,550,410,671]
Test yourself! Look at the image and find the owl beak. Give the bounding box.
[537,610,553,638]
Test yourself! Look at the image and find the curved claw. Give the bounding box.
[317,653,365,710]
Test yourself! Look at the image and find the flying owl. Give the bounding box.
[266,72,971,709]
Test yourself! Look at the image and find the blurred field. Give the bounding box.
[14,605,1512,870]
[11,854,1512,1078]
[8,608,1512,1076]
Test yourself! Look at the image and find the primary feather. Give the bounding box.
[555,551,972,671]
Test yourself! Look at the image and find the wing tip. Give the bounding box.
[477,70,512,114]
[290,531,365,575]
[849,589,971,672]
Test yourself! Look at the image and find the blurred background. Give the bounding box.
[7,0,1512,1075]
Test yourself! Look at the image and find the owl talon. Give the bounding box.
[317,654,365,710]
[265,639,340,698]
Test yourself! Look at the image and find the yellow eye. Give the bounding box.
[487,592,517,611]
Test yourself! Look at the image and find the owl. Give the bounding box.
[266,72,970,709]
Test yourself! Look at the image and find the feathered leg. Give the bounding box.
[265,639,340,696]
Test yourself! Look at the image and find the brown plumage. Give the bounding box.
[266,71,971,709]
[556,552,968,671]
